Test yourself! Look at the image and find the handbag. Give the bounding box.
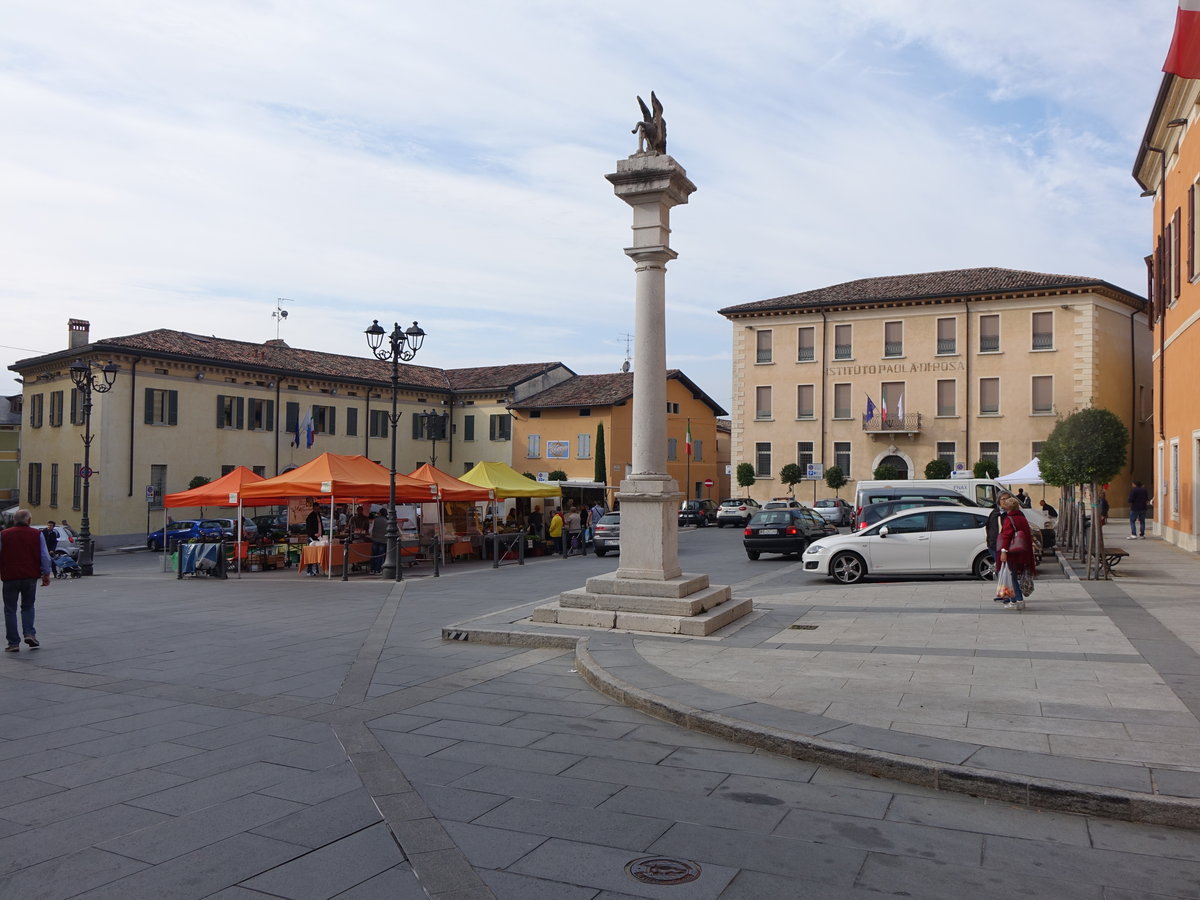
[1010,524,1031,557]
[1019,569,1035,596]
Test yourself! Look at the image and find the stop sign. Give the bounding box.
[704,479,714,487]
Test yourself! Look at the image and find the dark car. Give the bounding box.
[855,498,971,533]
[593,512,620,556]
[743,507,829,560]
[812,498,853,527]
[146,519,221,550]
[678,499,718,527]
[853,488,976,531]
[716,498,761,527]
[253,513,288,537]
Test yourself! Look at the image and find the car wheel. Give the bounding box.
[974,552,996,580]
[746,550,760,560]
[147,538,160,551]
[830,552,865,584]
[595,548,608,557]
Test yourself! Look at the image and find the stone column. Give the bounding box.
[606,153,696,582]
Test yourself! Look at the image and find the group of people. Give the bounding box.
[543,501,606,556]
[303,501,393,576]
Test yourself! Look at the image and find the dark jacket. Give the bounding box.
[305,510,323,540]
[42,527,58,554]
[1128,486,1149,512]
[986,506,1002,553]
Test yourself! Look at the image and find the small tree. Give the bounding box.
[873,463,899,480]
[780,463,803,497]
[736,462,756,493]
[824,465,847,497]
[523,472,537,480]
[188,475,211,490]
[973,459,999,479]
[924,459,952,479]
[547,470,568,481]
[594,423,607,484]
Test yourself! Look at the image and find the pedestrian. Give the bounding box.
[1016,488,1032,508]
[985,490,1014,566]
[43,520,59,576]
[565,505,581,555]
[588,500,604,545]
[1039,499,1058,519]
[1127,480,1149,539]
[370,509,389,573]
[0,509,52,651]
[996,495,1037,610]
[548,507,564,555]
[1099,492,1110,527]
[528,505,543,539]
[304,500,324,576]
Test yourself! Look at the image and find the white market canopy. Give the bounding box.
[998,457,1044,486]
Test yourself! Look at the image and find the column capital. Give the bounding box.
[605,154,697,210]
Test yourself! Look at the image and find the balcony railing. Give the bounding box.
[1032,333,1054,350]
[979,336,1000,352]
[797,348,815,361]
[884,342,904,357]
[937,339,956,354]
[834,344,853,360]
[756,350,773,363]
[863,412,922,433]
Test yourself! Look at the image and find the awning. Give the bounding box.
[406,464,494,502]
[998,457,1044,486]
[163,466,266,508]
[459,461,562,499]
[240,453,438,503]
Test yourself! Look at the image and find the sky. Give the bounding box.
[0,1,1180,412]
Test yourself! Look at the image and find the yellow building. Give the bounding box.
[1133,74,1200,550]
[718,268,1150,508]
[11,321,573,544]
[509,370,727,504]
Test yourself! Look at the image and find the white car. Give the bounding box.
[802,506,993,584]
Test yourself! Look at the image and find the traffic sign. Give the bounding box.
[806,463,824,479]
[703,479,714,487]
[79,467,94,479]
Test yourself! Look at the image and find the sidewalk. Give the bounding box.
[451,525,1200,827]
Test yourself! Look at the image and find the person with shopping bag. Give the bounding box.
[996,494,1037,610]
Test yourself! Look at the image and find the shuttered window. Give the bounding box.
[979,378,1000,415]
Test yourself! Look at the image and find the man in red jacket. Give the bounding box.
[0,508,52,651]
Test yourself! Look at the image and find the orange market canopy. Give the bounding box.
[459,461,562,499]
[163,466,266,509]
[406,464,495,502]
[240,453,438,504]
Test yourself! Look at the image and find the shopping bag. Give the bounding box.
[1019,569,1035,596]
[995,562,1016,600]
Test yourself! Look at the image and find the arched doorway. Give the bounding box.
[876,454,909,480]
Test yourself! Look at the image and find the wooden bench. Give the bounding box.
[1103,547,1129,572]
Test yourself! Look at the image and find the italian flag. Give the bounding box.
[1165,1,1200,78]
[685,423,693,457]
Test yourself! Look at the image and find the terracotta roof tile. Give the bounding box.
[514,370,727,417]
[445,363,566,392]
[718,267,1138,316]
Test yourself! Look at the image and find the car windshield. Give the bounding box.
[598,514,620,525]
[750,511,794,525]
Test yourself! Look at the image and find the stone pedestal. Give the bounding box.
[527,145,751,636]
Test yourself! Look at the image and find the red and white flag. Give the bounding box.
[1165,1,1200,78]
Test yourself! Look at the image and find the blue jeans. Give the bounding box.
[2,579,37,646]
[371,541,387,573]
[1130,510,1146,536]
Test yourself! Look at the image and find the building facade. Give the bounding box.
[1134,74,1200,551]
[719,268,1150,509]
[508,370,727,504]
[11,321,573,544]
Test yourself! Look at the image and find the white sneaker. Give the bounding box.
[1016,600,1026,610]
[1127,535,1138,540]
[1003,601,1015,610]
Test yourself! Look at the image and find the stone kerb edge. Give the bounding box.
[572,636,1200,830]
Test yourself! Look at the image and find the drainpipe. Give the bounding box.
[364,393,370,457]
[126,357,140,496]
[820,310,828,471]
[1130,307,1139,478]
[963,301,971,469]
[273,378,281,475]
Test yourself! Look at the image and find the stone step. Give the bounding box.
[560,583,731,616]
[583,571,710,599]
[531,595,753,636]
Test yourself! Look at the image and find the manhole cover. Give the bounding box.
[789,624,819,630]
[626,856,702,885]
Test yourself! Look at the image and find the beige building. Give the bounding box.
[11,322,573,544]
[718,268,1151,508]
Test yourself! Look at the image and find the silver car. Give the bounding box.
[593,512,620,556]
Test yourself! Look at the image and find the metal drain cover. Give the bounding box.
[789,624,819,630]
[626,856,702,885]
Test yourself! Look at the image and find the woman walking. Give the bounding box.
[996,494,1037,610]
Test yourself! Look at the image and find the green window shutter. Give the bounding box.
[346,407,358,436]
[70,389,78,425]
[464,415,474,441]
[216,395,225,428]
[168,391,178,426]
[236,397,245,430]
[265,400,275,431]
[145,388,154,424]
[413,415,422,439]
[327,407,336,435]
[285,402,299,434]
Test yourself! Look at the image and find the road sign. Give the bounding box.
[703,479,714,487]
[79,467,94,479]
[806,463,824,479]
[145,486,155,502]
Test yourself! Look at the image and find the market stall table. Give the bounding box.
[299,542,374,575]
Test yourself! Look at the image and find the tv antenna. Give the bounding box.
[619,332,633,373]
[273,298,291,339]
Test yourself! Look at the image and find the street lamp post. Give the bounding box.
[365,320,426,581]
[68,359,120,576]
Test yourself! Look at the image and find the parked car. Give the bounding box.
[743,507,829,560]
[856,497,971,532]
[678,499,718,527]
[201,517,259,541]
[803,506,993,584]
[812,498,853,527]
[716,498,761,527]
[593,512,620,556]
[146,519,221,550]
[36,525,80,559]
[852,487,976,531]
[763,498,804,510]
[252,513,288,536]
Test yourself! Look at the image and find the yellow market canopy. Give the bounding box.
[459,461,562,499]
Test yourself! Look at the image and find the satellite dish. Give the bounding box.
[621,360,630,373]
[279,310,288,318]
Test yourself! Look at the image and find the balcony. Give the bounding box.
[863,412,922,436]
[1032,333,1054,350]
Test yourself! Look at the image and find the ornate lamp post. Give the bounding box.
[365,320,426,581]
[68,359,120,576]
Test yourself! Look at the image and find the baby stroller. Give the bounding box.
[52,550,82,578]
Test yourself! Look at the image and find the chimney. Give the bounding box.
[68,319,90,350]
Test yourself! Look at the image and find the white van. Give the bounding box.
[853,478,1047,530]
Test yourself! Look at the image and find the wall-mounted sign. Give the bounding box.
[546,441,569,460]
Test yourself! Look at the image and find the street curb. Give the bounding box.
[443,621,1200,829]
